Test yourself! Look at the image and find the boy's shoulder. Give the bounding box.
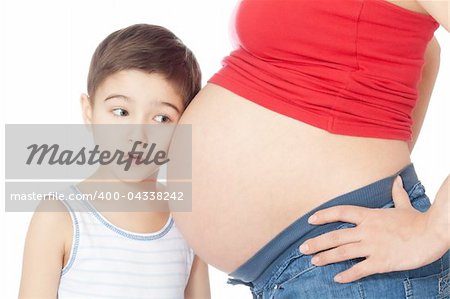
[28,195,73,250]
[36,195,69,213]
[21,194,75,286]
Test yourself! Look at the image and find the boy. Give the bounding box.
[19,24,210,299]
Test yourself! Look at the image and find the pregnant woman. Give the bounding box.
[170,0,449,297]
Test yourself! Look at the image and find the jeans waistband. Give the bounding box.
[228,163,419,289]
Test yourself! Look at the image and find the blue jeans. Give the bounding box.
[228,165,450,298]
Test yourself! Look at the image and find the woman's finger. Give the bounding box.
[308,205,369,225]
[299,227,360,254]
[334,259,375,284]
[392,176,413,210]
[310,243,366,266]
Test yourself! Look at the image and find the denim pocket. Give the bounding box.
[267,251,316,291]
[402,249,450,299]
[266,222,359,298]
[267,255,362,299]
[273,222,357,287]
[403,267,449,299]
[439,267,450,299]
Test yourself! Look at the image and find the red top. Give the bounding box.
[209,0,439,141]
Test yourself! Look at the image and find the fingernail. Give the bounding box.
[311,256,320,264]
[299,243,309,253]
[308,215,317,223]
[334,274,342,283]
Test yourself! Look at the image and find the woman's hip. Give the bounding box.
[228,164,450,298]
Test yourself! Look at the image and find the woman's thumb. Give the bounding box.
[392,176,412,209]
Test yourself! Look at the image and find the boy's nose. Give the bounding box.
[128,124,149,145]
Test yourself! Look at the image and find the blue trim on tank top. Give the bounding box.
[70,185,174,241]
[60,198,80,276]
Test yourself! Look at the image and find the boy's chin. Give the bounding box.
[113,169,159,184]
[93,165,159,183]
[116,176,156,184]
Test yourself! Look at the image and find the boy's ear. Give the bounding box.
[80,93,93,125]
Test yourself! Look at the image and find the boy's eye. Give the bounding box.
[112,108,129,117]
[154,115,171,123]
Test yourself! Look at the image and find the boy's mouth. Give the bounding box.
[128,152,143,164]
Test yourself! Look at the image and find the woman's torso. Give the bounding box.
[172,0,437,273]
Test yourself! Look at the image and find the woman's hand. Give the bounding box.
[298,176,450,284]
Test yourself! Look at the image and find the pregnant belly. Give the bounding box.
[170,83,411,273]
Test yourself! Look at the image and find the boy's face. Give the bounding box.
[81,69,184,182]
[84,69,183,125]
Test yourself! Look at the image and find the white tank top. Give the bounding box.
[58,186,194,299]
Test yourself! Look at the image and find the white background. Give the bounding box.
[0,1,448,298]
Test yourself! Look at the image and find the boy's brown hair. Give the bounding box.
[87,24,201,108]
